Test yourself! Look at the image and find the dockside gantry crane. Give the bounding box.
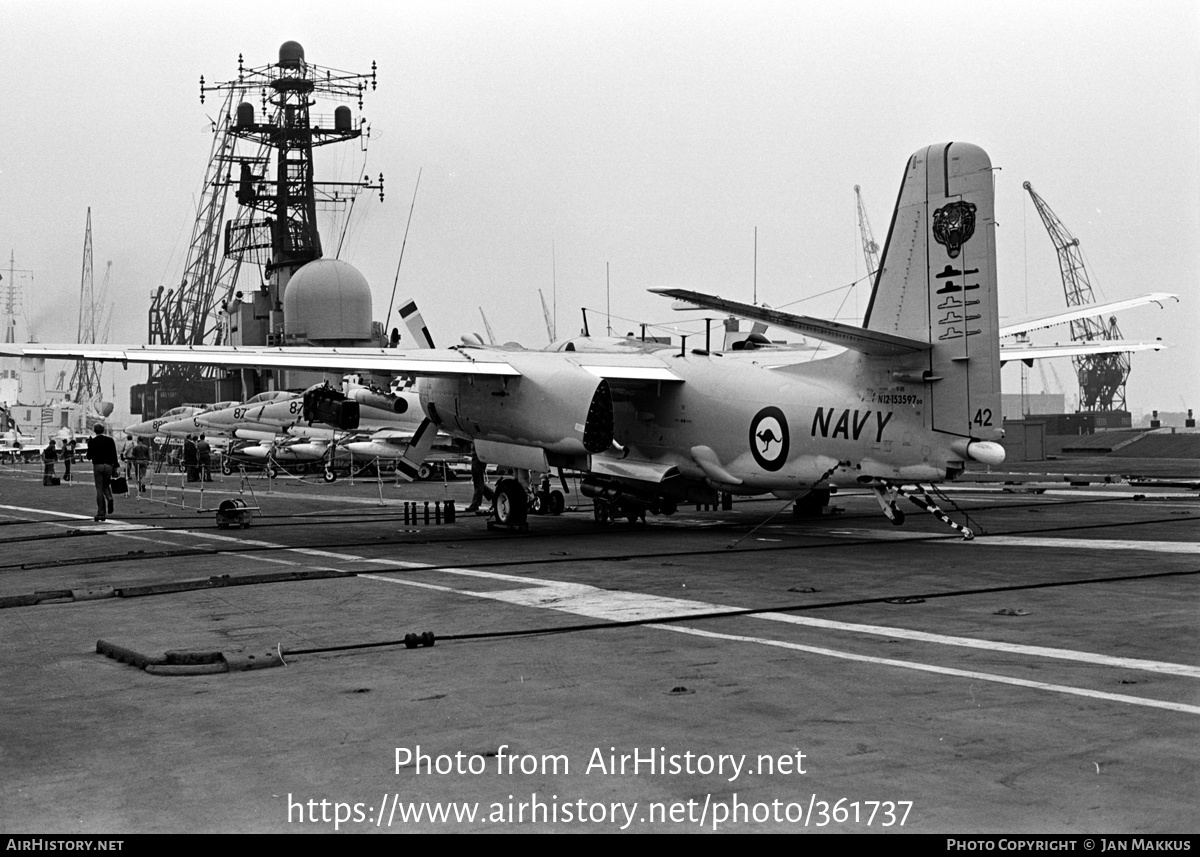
[1023,181,1131,412]
[137,87,251,416]
[854,184,881,280]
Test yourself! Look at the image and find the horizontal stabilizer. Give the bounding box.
[649,288,930,357]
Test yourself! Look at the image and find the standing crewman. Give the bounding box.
[63,438,75,482]
[183,434,198,482]
[42,439,58,486]
[86,424,119,522]
[464,446,494,514]
[196,434,212,482]
[130,436,150,493]
[120,434,135,479]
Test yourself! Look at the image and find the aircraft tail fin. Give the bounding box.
[864,143,1002,440]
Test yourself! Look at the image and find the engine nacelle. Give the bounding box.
[303,385,360,430]
[419,360,613,456]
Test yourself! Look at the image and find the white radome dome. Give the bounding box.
[283,259,373,343]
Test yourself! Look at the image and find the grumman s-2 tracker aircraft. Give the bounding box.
[5,143,1166,537]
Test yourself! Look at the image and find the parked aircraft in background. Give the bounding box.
[124,405,215,439]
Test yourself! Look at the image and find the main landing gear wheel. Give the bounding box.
[221,461,232,476]
[322,467,337,483]
[266,463,279,479]
[593,501,610,524]
[491,478,528,528]
[548,489,565,516]
[417,463,433,481]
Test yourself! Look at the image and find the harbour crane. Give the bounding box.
[1023,181,1131,412]
[854,184,881,280]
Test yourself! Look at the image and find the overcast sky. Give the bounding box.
[2,0,1196,422]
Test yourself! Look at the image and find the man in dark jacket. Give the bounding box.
[196,434,212,482]
[85,424,119,522]
[130,437,150,492]
[42,439,58,486]
[184,434,199,482]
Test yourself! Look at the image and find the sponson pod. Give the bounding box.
[419,358,614,456]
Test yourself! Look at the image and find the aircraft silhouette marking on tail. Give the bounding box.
[938,310,981,326]
[938,326,982,341]
[935,281,981,295]
[749,407,789,472]
[934,265,979,279]
[937,295,979,310]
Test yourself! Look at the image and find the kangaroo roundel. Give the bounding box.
[749,407,789,471]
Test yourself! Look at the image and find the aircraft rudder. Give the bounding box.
[868,142,1002,439]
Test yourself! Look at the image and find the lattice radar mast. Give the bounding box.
[136,42,383,415]
[203,41,383,341]
[68,208,104,405]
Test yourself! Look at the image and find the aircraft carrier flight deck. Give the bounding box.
[2,452,1197,833]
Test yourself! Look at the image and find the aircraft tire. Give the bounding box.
[493,478,528,526]
[417,463,432,481]
[548,490,565,515]
[889,505,906,526]
[593,502,609,524]
[323,468,337,483]
[221,461,232,476]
